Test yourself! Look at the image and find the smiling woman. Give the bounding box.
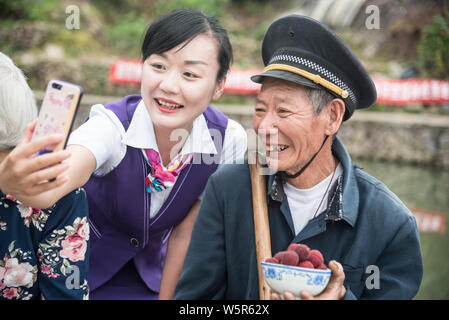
[142,34,225,139]
[4,9,247,300]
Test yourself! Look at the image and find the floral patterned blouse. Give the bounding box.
[0,188,89,300]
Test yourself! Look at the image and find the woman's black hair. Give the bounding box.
[141,8,233,82]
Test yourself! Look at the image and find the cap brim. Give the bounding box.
[250,69,321,90]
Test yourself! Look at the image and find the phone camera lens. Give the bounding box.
[52,83,62,90]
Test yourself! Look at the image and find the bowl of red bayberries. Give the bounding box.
[261,243,331,298]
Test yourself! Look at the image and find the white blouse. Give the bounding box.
[68,99,248,218]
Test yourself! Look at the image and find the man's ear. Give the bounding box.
[212,75,227,100]
[324,98,345,136]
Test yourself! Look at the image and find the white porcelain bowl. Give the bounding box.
[261,261,331,299]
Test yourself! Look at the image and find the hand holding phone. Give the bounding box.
[32,80,83,156]
[0,120,71,198]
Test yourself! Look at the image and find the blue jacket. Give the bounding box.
[174,137,423,300]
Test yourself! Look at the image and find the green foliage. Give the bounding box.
[153,0,230,17]
[360,103,388,112]
[0,0,58,20]
[0,42,14,56]
[90,0,154,21]
[52,28,100,58]
[230,0,271,2]
[106,12,149,57]
[215,94,255,105]
[251,21,270,43]
[418,11,449,79]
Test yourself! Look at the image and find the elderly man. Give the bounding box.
[174,15,423,300]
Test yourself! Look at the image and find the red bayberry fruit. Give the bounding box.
[293,244,310,262]
[317,263,327,270]
[308,250,324,268]
[274,252,283,261]
[298,260,314,269]
[275,251,299,266]
[265,257,279,264]
[287,243,299,251]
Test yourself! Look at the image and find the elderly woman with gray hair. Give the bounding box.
[0,52,89,300]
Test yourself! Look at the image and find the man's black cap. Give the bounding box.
[251,15,377,121]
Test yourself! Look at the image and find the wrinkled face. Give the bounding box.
[253,77,328,173]
[141,34,224,131]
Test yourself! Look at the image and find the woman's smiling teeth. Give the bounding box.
[155,98,183,109]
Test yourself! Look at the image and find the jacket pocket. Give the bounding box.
[342,264,366,298]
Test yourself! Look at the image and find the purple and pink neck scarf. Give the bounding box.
[141,148,193,193]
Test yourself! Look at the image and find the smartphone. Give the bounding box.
[32,80,83,156]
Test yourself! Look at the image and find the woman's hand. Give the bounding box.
[271,260,346,300]
[0,120,71,197]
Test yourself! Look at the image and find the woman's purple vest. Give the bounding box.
[84,95,228,296]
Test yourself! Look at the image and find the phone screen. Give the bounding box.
[32,80,83,155]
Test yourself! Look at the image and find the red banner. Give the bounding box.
[108,60,449,105]
[223,68,262,94]
[108,59,142,86]
[374,79,449,105]
[411,208,446,234]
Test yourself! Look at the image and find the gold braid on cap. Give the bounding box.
[263,63,349,99]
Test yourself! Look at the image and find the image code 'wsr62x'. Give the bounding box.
[222,304,270,315]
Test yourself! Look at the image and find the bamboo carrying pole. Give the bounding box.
[248,151,272,300]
